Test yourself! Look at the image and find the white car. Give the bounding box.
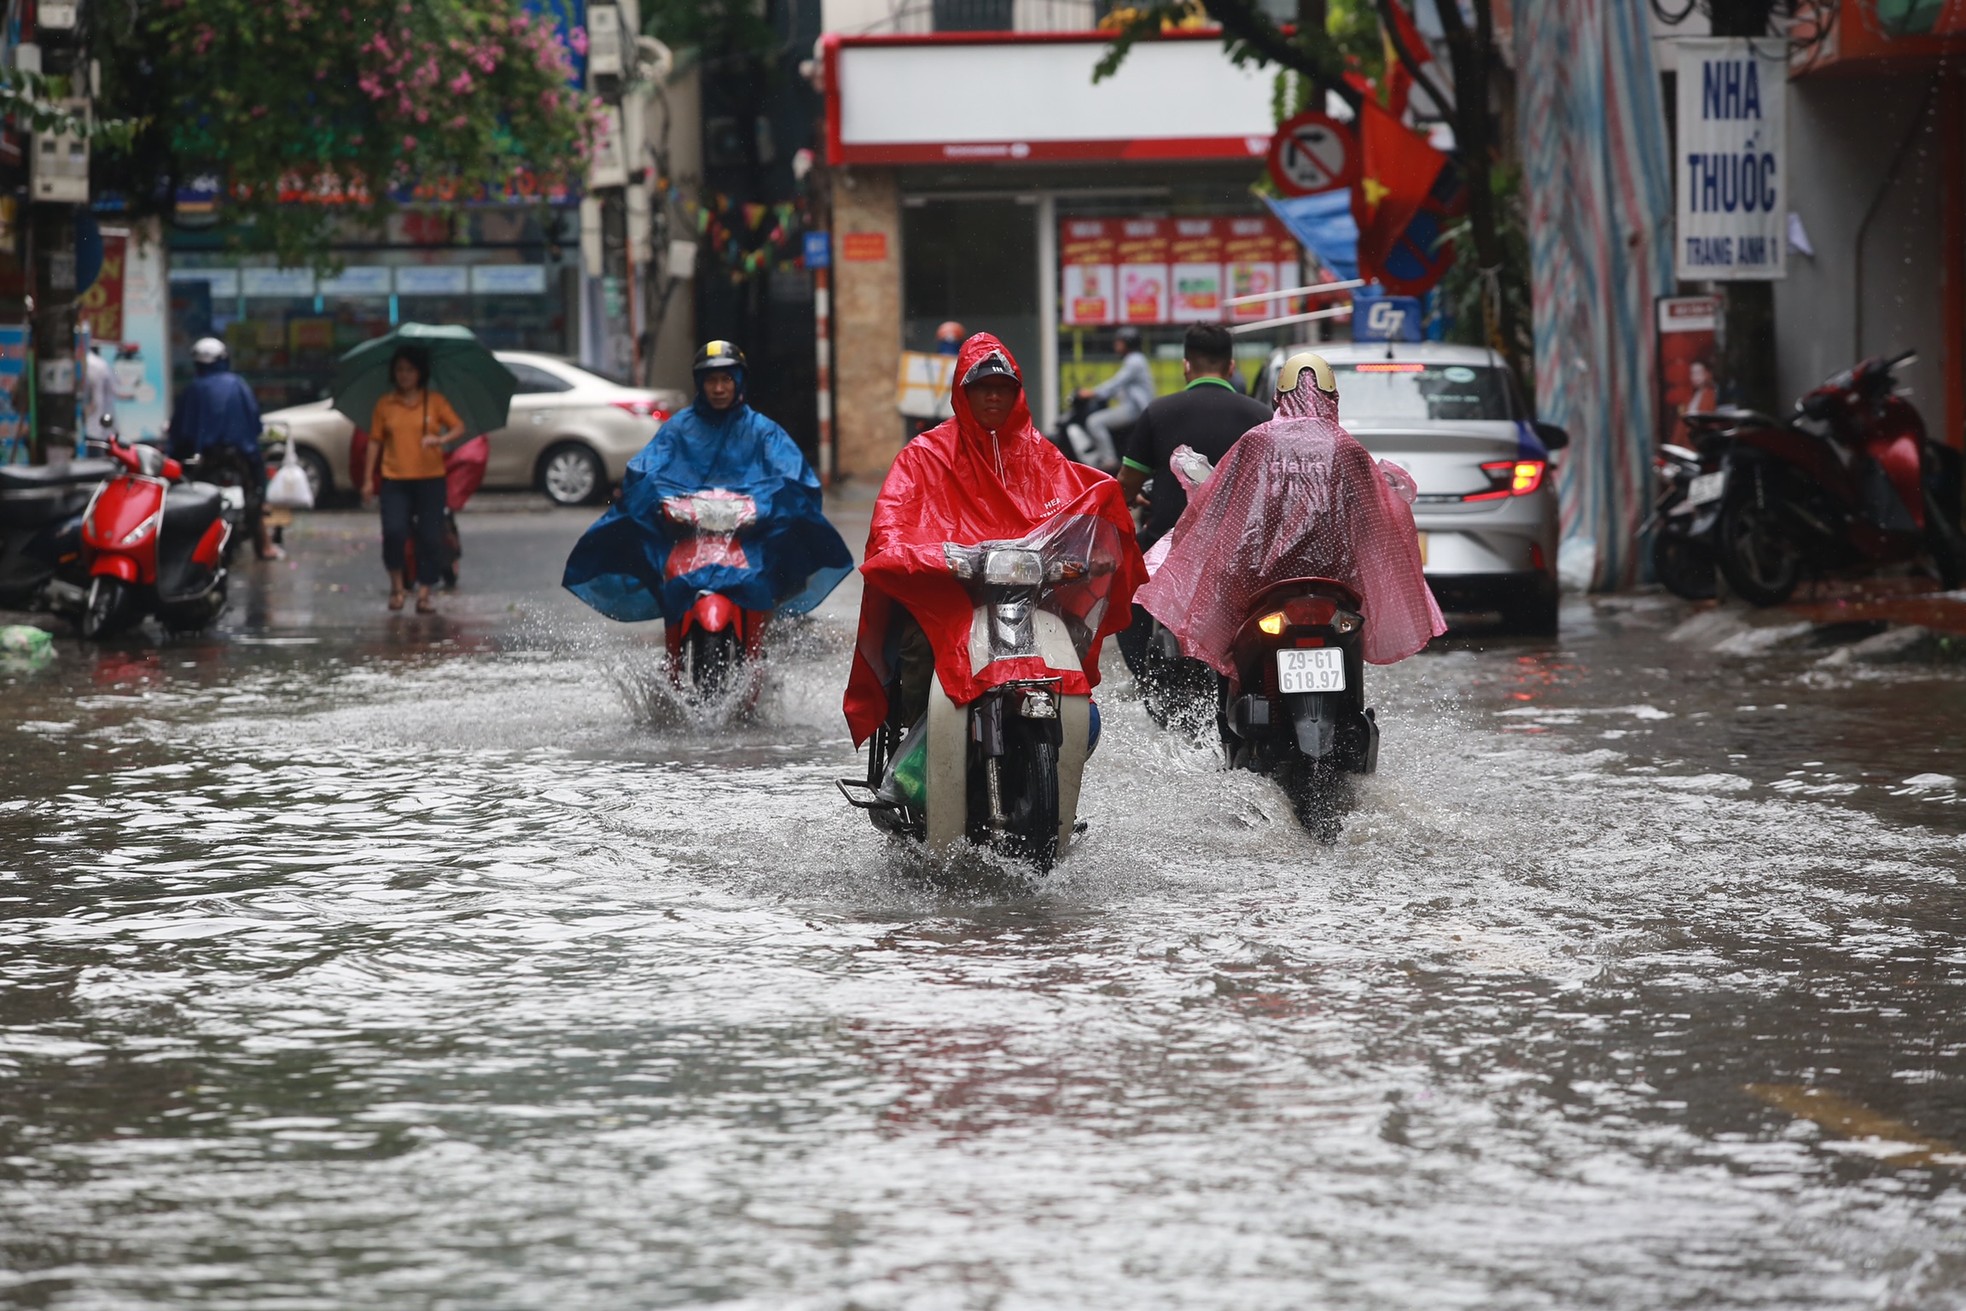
[1259,342,1568,633]
[261,352,689,507]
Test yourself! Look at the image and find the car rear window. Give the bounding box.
[1332,363,1514,423]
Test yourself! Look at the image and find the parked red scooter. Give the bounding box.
[1692,350,1966,606]
[71,438,240,638]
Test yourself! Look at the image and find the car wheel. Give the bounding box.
[294,446,333,506]
[538,443,607,506]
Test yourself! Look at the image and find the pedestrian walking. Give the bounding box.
[362,348,464,613]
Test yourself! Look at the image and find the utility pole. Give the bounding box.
[25,2,89,464]
[1707,0,1779,413]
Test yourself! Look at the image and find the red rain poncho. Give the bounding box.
[1134,372,1444,675]
[844,334,1147,746]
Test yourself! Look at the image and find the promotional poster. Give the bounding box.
[1655,294,1723,447]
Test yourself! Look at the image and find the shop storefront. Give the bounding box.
[822,31,1321,482]
[167,206,583,411]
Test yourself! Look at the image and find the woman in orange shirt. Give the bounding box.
[363,349,465,613]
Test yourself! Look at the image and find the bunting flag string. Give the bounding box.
[658,183,808,284]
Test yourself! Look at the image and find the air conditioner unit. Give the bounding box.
[588,5,623,80]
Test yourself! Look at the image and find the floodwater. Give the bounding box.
[3,505,1966,1309]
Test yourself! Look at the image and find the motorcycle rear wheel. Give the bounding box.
[80,576,138,640]
[1651,530,1718,601]
[1716,494,1802,607]
[1282,760,1351,844]
[1924,489,1966,589]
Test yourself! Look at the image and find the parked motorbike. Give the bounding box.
[1696,350,1964,606]
[69,437,241,638]
[661,488,768,701]
[1641,440,1722,601]
[1049,394,1129,475]
[0,455,117,609]
[838,513,1123,871]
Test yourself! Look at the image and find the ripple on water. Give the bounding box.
[4,625,1966,1308]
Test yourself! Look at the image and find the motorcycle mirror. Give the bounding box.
[1533,421,1571,452]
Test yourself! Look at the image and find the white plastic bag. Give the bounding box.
[265,440,315,510]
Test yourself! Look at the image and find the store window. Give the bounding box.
[1057,210,1309,400]
[902,196,1040,402]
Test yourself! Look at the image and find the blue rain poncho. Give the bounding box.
[562,375,852,624]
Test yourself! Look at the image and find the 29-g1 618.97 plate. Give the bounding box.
[1276,647,1346,694]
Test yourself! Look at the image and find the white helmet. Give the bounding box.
[191,337,228,365]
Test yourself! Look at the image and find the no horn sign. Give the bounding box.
[1267,111,1359,198]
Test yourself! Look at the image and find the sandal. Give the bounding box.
[415,596,436,615]
[387,590,406,611]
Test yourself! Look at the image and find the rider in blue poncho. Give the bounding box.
[562,340,852,646]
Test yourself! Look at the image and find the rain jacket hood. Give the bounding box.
[562,398,852,624]
[1135,373,1444,672]
[843,333,1147,745]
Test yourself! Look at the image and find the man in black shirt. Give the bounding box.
[1115,323,1271,697]
[1118,323,1271,550]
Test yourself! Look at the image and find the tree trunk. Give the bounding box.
[1434,0,1523,384]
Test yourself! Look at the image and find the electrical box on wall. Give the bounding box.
[31,102,90,204]
[38,2,80,32]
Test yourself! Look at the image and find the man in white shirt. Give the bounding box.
[83,349,117,445]
[1075,325,1155,468]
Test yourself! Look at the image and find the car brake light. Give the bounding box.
[1465,459,1547,501]
[611,399,668,421]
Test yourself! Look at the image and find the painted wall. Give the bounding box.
[1776,73,1952,442]
[830,167,904,483]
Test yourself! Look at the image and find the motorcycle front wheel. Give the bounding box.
[1716,494,1803,607]
[992,721,1060,871]
[80,576,138,640]
[1651,529,1718,601]
[686,625,740,698]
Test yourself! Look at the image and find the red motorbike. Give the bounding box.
[71,438,241,638]
[662,488,768,698]
[1691,350,1965,606]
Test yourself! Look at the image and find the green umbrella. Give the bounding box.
[330,323,517,438]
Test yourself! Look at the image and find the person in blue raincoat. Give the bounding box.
[167,337,280,560]
[562,340,852,657]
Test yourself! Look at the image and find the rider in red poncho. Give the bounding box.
[843,333,1147,746]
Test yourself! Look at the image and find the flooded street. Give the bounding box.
[5,501,1966,1309]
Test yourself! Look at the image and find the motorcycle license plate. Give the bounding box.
[1686,471,1726,507]
[1276,647,1346,694]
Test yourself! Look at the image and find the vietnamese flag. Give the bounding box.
[1350,96,1452,286]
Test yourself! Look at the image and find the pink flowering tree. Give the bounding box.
[96,0,605,266]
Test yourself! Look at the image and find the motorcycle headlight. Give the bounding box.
[121,519,155,546]
[983,548,1043,587]
[693,498,742,534]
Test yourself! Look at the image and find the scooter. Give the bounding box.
[1699,351,1965,606]
[1217,578,1379,842]
[838,513,1123,871]
[662,488,768,701]
[69,437,241,638]
[1049,394,1129,475]
[0,454,117,608]
[1641,440,1721,601]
